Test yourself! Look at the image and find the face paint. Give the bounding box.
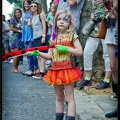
[57,14,71,23]
[63,15,71,23]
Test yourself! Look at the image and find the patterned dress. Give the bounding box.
[10,18,24,50]
[43,32,83,85]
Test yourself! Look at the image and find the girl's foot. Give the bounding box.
[13,69,21,73]
[34,69,40,75]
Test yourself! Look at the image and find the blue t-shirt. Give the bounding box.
[22,12,33,42]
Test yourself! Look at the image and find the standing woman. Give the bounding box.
[30,1,47,79]
[10,8,24,73]
[22,0,34,76]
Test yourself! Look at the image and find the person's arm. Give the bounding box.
[113,0,118,10]
[67,38,83,56]
[10,24,22,33]
[2,29,10,33]
[27,48,53,60]
[67,0,81,6]
[2,22,10,33]
[56,38,83,56]
[39,48,53,60]
[40,13,47,43]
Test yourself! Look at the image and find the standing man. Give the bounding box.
[56,0,85,34]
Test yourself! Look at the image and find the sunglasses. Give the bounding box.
[31,5,37,8]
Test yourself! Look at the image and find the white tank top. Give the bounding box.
[32,14,43,39]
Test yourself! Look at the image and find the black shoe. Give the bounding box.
[76,79,92,88]
[105,109,118,118]
[95,81,110,89]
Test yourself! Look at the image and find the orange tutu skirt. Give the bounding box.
[43,67,83,85]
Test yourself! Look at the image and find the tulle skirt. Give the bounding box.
[43,67,83,85]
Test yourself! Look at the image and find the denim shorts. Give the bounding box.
[34,36,49,53]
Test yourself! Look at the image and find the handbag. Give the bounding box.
[81,19,95,36]
[96,17,107,39]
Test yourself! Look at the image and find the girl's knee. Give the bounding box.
[65,95,74,103]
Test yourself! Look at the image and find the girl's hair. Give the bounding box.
[14,8,22,19]
[22,0,32,12]
[31,1,43,14]
[51,1,58,10]
[52,9,74,40]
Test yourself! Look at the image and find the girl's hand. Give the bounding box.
[26,50,40,56]
[24,18,29,22]
[56,45,68,53]
[41,36,46,44]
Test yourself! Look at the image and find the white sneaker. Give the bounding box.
[24,70,33,76]
[111,95,118,101]
[45,60,51,65]
[9,59,13,63]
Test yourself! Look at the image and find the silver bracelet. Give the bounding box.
[43,34,46,37]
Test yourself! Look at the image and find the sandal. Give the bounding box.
[13,69,21,73]
[34,69,40,75]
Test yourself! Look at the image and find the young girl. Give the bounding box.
[30,1,47,79]
[10,8,24,73]
[46,1,58,37]
[22,0,34,76]
[27,9,83,120]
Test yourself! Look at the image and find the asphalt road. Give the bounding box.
[2,57,58,120]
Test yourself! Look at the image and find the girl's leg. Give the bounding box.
[54,85,64,113]
[107,44,118,83]
[13,48,21,72]
[64,83,75,116]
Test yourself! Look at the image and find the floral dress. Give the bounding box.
[43,32,83,85]
[10,18,24,50]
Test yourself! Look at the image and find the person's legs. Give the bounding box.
[25,41,34,75]
[95,40,111,89]
[77,37,100,87]
[3,40,9,53]
[54,84,64,120]
[107,44,118,83]
[64,83,75,116]
[64,83,76,120]
[13,48,21,72]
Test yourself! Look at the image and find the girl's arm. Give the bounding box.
[68,38,83,56]
[39,48,53,60]
[40,13,46,37]
[10,24,22,33]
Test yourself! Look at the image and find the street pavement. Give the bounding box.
[2,56,118,120]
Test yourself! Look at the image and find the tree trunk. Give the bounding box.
[35,0,47,13]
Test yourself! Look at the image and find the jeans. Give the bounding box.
[25,41,34,71]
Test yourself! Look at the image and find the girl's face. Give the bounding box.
[31,3,37,13]
[24,1,30,11]
[57,13,70,32]
[15,10,21,19]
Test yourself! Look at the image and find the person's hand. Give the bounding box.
[24,18,29,22]
[106,8,118,20]
[41,37,45,44]
[91,14,95,21]
[26,50,40,56]
[56,45,68,53]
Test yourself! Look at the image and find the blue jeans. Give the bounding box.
[33,56,38,70]
[25,41,34,71]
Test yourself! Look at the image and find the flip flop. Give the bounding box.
[13,69,21,73]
